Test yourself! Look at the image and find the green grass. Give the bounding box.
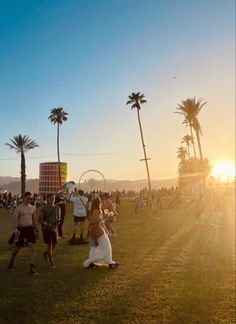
[0,199,235,324]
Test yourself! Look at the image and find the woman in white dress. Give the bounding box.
[83,197,119,269]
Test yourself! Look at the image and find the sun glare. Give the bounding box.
[211,161,235,181]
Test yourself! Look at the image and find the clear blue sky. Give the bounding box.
[0,0,235,181]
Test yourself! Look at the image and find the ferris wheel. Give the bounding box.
[78,169,106,192]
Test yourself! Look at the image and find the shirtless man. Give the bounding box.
[8,192,39,275]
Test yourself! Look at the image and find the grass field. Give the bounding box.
[0,199,235,324]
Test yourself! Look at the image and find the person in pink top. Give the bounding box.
[84,197,118,268]
[101,192,117,236]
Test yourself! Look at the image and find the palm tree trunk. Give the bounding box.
[187,143,190,159]
[21,151,26,196]
[57,123,60,163]
[196,130,203,160]
[137,109,151,192]
[189,125,197,158]
[195,129,206,191]
[57,123,62,190]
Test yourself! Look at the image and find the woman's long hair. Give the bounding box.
[90,197,102,216]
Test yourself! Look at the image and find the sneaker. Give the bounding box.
[42,251,48,261]
[87,262,97,268]
[108,262,119,269]
[29,265,39,276]
[49,264,56,270]
[57,236,62,240]
[79,238,88,244]
[8,260,14,271]
[69,235,76,245]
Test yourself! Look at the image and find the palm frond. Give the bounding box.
[5,134,39,153]
[126,92,146,110]
[48,107,69,124]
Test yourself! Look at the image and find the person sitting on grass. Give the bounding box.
[38,194,60,269]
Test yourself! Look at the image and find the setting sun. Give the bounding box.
[211,161,235,181]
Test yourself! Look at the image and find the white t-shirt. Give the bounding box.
[70,195,88,217]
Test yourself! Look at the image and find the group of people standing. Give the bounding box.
[8,190,119,275]
[70,190,117,243]
[69,189,119,268]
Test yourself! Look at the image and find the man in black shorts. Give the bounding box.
[8,192,39,275]
[55,192,66,239]
[38,194,60,269]
[70,190,88,243]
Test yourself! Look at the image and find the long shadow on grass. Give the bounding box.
[92,224,234,323]
[0,242,119,323]
[58,224,197,323]
[0,220,192,323]
[1,208,232,323]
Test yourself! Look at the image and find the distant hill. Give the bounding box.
[0,177,178,194]
[0,176,20,186]
[1,179,39,195]
[86,178,178,192]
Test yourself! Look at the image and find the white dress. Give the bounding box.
[83,232,116,267]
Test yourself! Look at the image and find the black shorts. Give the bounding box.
[42,229,57,245]
[74,216,86,222]
[16,226,36,247]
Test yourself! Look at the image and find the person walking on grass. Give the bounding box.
[8,192,39,276]
[38,194,60,269]
[84,197,119,269]
[101,192,117,236]
[70,189,88,243]
[55,192,66,239]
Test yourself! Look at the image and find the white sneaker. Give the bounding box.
[49,264,56,270]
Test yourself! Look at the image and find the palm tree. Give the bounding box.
[181,134,194,158]
[182,116,197,158]
[48,107,68,163]
[177,146,188,161]
[5,135,39,196]
[175,97,207,160]
[48,107,68,190]
[126,92,151,192]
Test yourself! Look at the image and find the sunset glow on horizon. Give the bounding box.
[211,161,235,182]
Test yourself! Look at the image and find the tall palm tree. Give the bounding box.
[126,92,151,192]
[181,134,194,158]
[183,116,197,158]
[5,135,39,196]
[48,107,68,190]
[177,146,188,161]
[48,107,68,163]
[175,97,207,160]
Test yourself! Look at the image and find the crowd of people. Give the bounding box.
[134,183,234,228]
[7,189,120,275]
[4,181,234,276]
[0,192,18,210]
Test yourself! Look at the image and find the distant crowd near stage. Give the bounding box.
[1,181,234,275]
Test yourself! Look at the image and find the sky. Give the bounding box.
[0,0,235,183]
